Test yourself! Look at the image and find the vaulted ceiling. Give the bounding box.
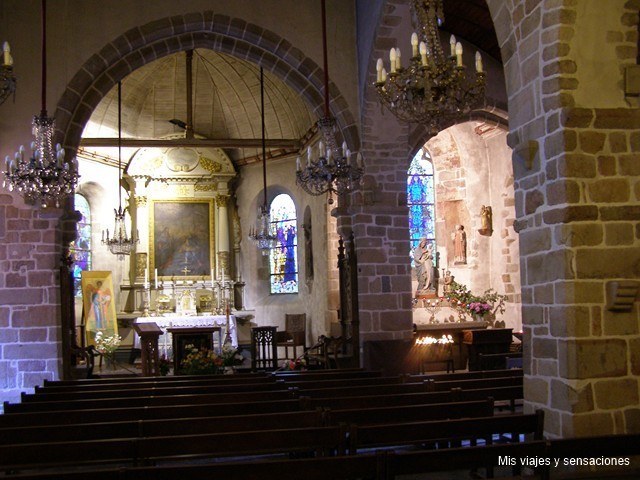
[81,0,499,168]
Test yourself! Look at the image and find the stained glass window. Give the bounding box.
[70,194,92,296]
[269,194,298,294]
[407,149,436,265]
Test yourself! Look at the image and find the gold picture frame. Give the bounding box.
[81,270,118,341]
[149,199,215,279]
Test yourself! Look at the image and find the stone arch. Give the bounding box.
[54,11,359,157]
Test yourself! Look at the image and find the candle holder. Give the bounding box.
[424,297,442,324]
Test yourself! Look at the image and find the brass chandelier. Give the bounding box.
[295,0,363,203]
[3,0,79,208]
[374,0,486,132]
[102,81,138,259]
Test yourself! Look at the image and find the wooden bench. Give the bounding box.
[24,380,287,402]
[0,425,349,473]
[0,398,303,428]
[0,399,493,446]
[348,410,545,454]
[479,351,524,370]
[300,385,520,411]
[37,374,277,393]
[273,369,381,381]
[426,374,523,392]
[419,367,523,381]
[42,371,270,387]
[3,388,296,413]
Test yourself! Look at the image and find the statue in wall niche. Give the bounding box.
[414,238,434,294]
[442,269,454,295]
[479,205,493,235]
[452,224,467,265]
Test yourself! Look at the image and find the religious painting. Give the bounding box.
[149,200,214,278]
[81,271,118,341]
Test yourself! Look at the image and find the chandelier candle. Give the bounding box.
[374,0,486,132]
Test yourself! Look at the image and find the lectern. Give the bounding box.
[132,322,163,376]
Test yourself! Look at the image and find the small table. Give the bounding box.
[167,326,222,374]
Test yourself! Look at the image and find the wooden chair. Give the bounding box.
[251,326,278,371]
[276,313,306,360]
[307,335,351,369]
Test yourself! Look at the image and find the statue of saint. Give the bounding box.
[453,224,467,264]
[480,205,492,233]
[442,270,454,295]
[414,238,434,294]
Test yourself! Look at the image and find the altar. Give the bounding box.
[134,314,237,358]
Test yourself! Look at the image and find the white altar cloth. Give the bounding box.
[134,314,237,356]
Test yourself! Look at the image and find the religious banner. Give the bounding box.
[81,270,118,341]
[149,199,215,278]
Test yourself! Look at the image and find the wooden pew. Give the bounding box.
[347,410,545,454]
[272,369,382,381]
[0,398,302,428]
[425,375,523,392]
[0,399,493,446]
[294,381,430,398]
[42,371,270,387]
[37,374,277,393]
[299,385,519,411]
[414,367,523,382]
[0,425,349,473]
[280,374,403,390]
[3,388,295,413]
[24,380,286,402]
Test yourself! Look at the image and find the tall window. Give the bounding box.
[70,193,92,296]
[407,149,436,265]
[269,194,298,294]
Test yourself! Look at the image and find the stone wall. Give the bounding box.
[487,0,640,436]
[0,201,62,409]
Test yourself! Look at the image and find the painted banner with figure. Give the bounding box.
[82,270,118,342]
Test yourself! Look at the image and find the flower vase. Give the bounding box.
[473,313,485,323]
[104,356,116,370]
[223,366,235,375]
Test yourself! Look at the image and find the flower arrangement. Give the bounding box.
[220,343,244,367]
[445,280,507,325]
[158,355,172,376]
[179,344,223,375]
[94,331,121,360]
[281,358,307,371]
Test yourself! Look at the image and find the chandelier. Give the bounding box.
[295,0,363,203]
[248,67,277,255]
[374,0,486,132]
[102,81,138,259]
[3,0,79,208]
[1,41,16,105]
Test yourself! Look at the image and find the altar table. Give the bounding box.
[134,314,238,357]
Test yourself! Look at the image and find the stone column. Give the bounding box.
[216,194,230,280]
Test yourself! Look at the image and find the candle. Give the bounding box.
[221,267,225,280]
[211,268,215,281]
[381,68,387,83]
[450,35,456,57]
[389,48,396,73]
[296,156,301,171]
[144,268,149,288]
[420,42,427,66]
[411,32,418,57]
[456,42,463,67]
[3,42,12,66]
[154,268,158,289]
[395,48,401,70]
[475,51,483,73]
[376,58,383,82]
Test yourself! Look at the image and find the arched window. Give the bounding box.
[70,194,92,296]
[407,148,436,264]
[269,194,298,294]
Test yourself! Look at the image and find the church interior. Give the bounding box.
[0,0,639,477]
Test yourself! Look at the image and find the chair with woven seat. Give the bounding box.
[276,313,306,361]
